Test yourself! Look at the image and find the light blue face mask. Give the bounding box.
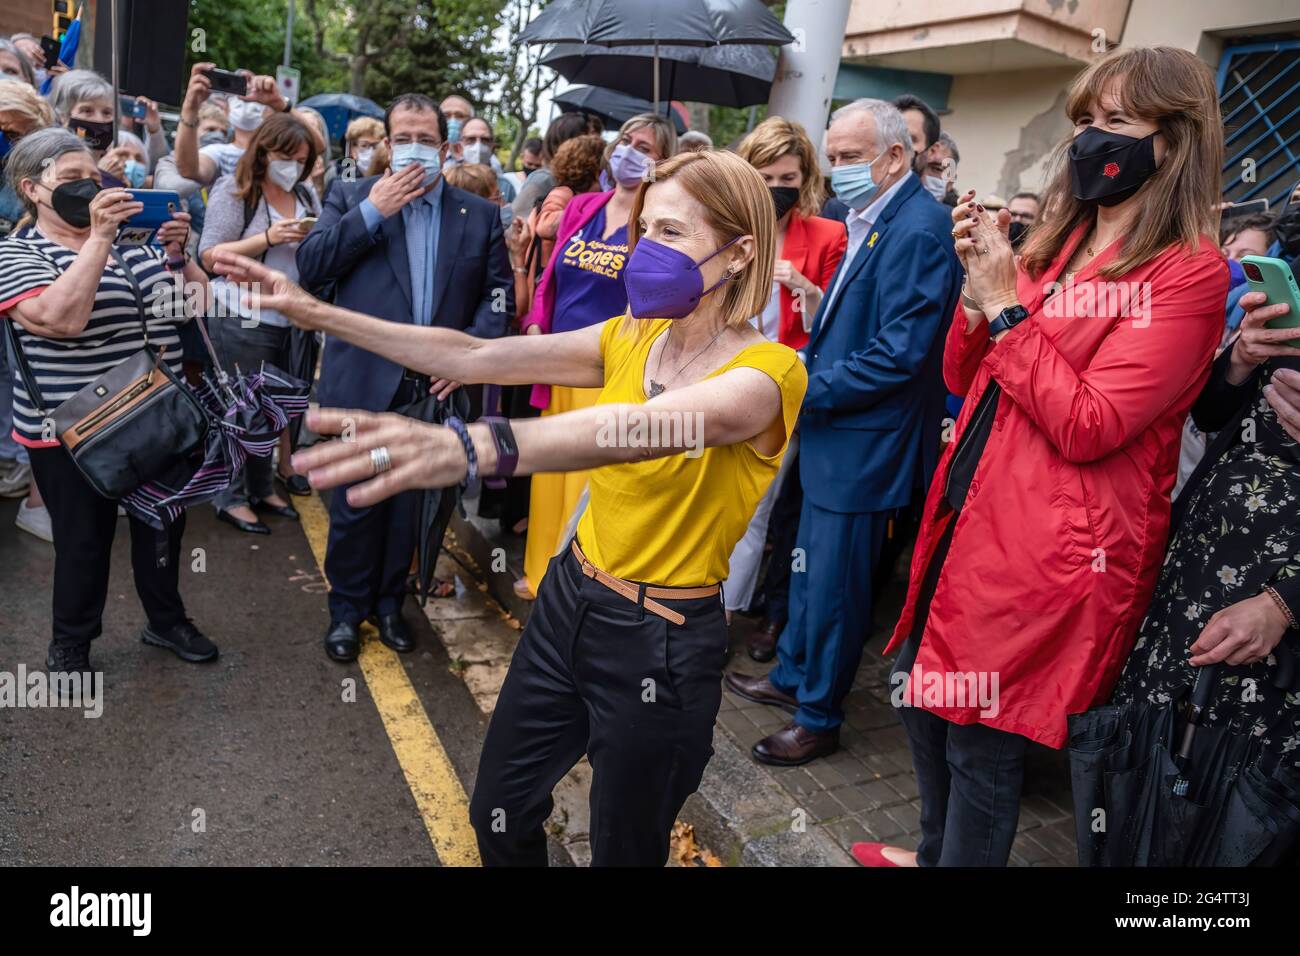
[124,159,148,188]
[830,151,884,209]
[391,142,442,186]
[446,118,463,143]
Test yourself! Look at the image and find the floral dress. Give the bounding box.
[1112,376,1300,768]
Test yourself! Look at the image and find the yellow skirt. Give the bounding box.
[522,384,604,593]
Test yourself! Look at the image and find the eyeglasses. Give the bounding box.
[1008,211,1036,223]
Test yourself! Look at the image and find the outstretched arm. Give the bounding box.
[212,249,605,388]
[292,365,787,509]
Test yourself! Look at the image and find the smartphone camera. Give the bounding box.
[1242,261,1264,283]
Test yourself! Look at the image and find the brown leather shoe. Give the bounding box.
[752,721,840,766]
[747,617,782,662]
[724,672,798,712]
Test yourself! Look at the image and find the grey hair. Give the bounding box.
[49,68,114,120]
[0,38,36,86]
[938,131,960,165]
[4,125,92,218]
[617,112,679,160]
[829,98,913,164]
[678,130,713,151]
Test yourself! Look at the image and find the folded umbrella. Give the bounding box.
[1069,659,1300,866]
[394,388,471,606]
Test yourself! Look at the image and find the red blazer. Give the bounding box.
[885,225,1228,748]
[778,212,847,350]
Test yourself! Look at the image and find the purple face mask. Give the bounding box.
[623,235,740,319]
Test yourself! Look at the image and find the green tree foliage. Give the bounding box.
[185,0,342,102]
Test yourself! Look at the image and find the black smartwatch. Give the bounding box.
[988,303,1029,337]
[480,416,518,488]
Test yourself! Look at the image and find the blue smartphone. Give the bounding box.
[1241,255,1300,349]
[116,189,181,247]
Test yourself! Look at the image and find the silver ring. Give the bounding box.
[369,446,392,475]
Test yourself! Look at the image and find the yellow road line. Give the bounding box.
[298,491,481,867]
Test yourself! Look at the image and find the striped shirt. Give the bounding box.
[0,228,189,447]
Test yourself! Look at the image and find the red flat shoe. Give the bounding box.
[851,842,901,867]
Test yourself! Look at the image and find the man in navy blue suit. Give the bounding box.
[296,93,512,663]
[726,99,962,764]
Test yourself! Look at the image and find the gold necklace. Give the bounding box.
[648,326,727,398]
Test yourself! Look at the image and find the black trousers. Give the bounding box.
[29,445,188,647]
[892,514,1028,866]
[470,542,728,866]
[760,448,802,624]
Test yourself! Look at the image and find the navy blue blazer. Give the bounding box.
[799,175,961,514]
[295,175,513,413]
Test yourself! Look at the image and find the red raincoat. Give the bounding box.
[885,225,1229,747]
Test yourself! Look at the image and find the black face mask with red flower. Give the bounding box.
[1068,125,1159,208]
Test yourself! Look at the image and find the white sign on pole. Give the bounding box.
[276,65,301,106]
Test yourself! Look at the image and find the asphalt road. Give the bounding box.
[0,493,493,866]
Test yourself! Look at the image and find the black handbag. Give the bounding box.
[4,246,208,500]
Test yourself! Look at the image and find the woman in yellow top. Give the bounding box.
[212,149,807,867]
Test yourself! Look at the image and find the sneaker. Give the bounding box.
[46,640,92,675]
[15,497,53,542]
[0,462,31,498]
[141,619,218,662]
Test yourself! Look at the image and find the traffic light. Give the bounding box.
[52,0,74,39]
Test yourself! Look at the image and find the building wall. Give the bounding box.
[942,66,1079,200]
[844,0,1300,201]
[0,0,62,38]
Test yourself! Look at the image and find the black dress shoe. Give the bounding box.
[747,617,782,663]
[141,619,219,662]
[324,620,361,662]
[752,721,840,767]
[251,496,299,520]
[216,509,271,535]
[277,472,312,497]
[724,671,799,712]
[369,612,415,653]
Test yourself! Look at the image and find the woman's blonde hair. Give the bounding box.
[621,150,776,334]
[0,78,54,132]
[345,116,383,146]
[1020,46,1224,280]
[604,112,678,174]
[735,116,825,218]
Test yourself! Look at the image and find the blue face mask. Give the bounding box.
[447,118,463,143]
[0,129,11,162]
[391,142,442,186]
[124,159,147,188]
[830,152,884,209]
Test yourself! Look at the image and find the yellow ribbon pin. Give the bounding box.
[868,231,879,248]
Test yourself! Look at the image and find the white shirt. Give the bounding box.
[755,280,782,341]
[822,171,915,316]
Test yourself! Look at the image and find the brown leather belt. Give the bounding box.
[570,539,719,626]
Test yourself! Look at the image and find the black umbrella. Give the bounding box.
[555,86,688,133]
[1068,661,1300,866]
[542,42,777,109]
[394,389,471,606]
[516,0,794,47]
[518,0,792,106]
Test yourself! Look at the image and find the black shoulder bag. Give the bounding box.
[4,246,209,500]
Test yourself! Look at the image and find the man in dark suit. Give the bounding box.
[296,93,513,663]
[726,99,962,764]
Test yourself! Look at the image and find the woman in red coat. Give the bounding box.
[735,116,846,352]
[852,46,1230,868]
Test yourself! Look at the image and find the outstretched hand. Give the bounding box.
[211,250,319,327]
[291,407,472,508]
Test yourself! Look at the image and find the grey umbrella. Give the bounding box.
[517,0,792,107]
